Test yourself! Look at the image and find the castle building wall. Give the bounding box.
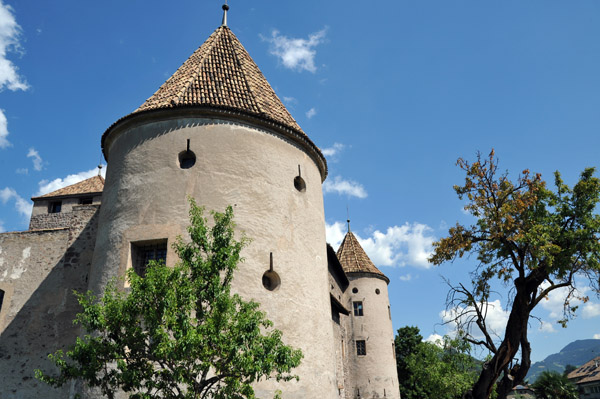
[0,205,100,399]
[345,274,400,399]
[90,115,338,398]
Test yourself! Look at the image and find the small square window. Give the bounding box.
[131,240,167,277]
[49,201,62,213]
[356,340,366,356]
[353,301,363,316]
[79,197,93,205]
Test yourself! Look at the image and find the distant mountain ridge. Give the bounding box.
[527,339,600,382]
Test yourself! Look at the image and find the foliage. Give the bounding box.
[395,326,480,399]
[36,199,303,399]
[531,371,578,399]
[563,364,577,377]
[429,151,600,399]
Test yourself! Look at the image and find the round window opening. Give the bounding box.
[375,288,381,295]
[294,176,306,192]
[262,270,281,291]
[352,287,358,294]
[178,150,196,169]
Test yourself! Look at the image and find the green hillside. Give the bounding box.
[527,339,600,382]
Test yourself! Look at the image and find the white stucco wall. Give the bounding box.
[90,114,338,398]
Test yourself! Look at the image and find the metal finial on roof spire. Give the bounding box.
[346,205,351,232]
[221,2,229,26]
[97,164,103,176]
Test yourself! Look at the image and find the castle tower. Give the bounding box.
[337,228,400,399]
[89,6,337,398]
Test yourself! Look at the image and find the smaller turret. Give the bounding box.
[337,227,400,399]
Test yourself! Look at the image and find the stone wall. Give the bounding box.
[29,212,72,230]
[0,205,100,399]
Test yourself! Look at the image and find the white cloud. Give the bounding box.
[15,167,27,174]
[0,109,9,148]
[263,28,327,73]
[593,334,600,339]
[325,221,346,249]
[323,176,367,199]
[321,142,345,160]
[0,219,5,233]
[0,187,32,218]
[441,299,510,340]
[306,107,317,119]
[0,1,29,149]
[0,1,28,91]
[326,220,436,268]
[583,302,600,319]
[399,274,413,282]
[360,223,435,268]
[27,147,42,171]
[36,165,106,197]
[424,333,444,346]
[282,96,296,105]
[538,321,556,333]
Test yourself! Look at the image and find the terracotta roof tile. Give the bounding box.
[32,175,104,200]
[336,231,388,281]
[568,356,600,384]
[135,26,303,134]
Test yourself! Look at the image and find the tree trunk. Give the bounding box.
[463,272,544,399]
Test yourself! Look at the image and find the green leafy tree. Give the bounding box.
[429,151,600,399]
[563,364,577,377]
[395,326,480,399]
[531,371,578,399]
[36,199,302,399]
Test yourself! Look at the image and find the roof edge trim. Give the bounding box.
[101,105,328,181]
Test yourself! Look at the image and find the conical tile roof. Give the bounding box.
[135,25,302,133]
[32,175,104,200]
[336,231,389,282]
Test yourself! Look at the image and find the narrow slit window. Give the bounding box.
[353,301,363,316]
[356,340,366,356]
[132,240,167,277]
[79,197,93,205]
[0,289,4,313]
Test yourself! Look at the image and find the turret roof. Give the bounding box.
[336,231,389,282]
[135,25,302,133]
[31,175,104,200]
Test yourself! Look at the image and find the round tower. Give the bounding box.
[337,228,400,399]
[89,6,337,398]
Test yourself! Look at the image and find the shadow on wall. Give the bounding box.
[0,208,99,399]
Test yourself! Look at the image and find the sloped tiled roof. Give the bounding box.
[135,26,303,134]
[32,175,104,200]
[336,231,388,282]
[568,356,600,384]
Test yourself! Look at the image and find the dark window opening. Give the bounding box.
[375,288,380,295]
[356,340,366,356]
[332,308,340,324]
[79,197,93,205]
[49,201,62,213]
[0,289,4,312]
[262,270,281,291]
[294,176,306,192]
[352,287,358,294]
[178,150,196,169]
[132,241,167,277]
[353,301,363,316]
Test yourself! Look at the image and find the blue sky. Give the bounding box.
[1,0,600,363]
